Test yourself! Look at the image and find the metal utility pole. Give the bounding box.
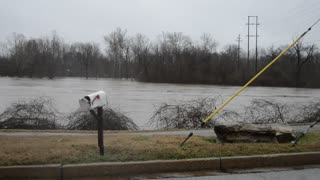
[247,16,250,71]
[236,34,242,70]
[246,16,260,73]
[255,16,259,74]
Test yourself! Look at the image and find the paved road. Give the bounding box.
[0,125,319,136]
[81,167,320,179]
[162,167,320,180]
[0,129,214,136]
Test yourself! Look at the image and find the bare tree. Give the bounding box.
[24,39,39,77]
[131,33,151,80]
[155,32,194,82]
[218,45,239,83]
[104,28,131,78]
[292,41,316,87]
[7,33,27,76]
[71,42,100,79]
[47,32,63,78]
[1,30,320,87]
[200,33,217,54]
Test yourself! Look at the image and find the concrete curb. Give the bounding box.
[0,152,320,179]
[63,158,220,178]
[0,164,61,179]
[220,152,320,170]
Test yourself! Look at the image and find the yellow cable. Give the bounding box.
[203,34,307,124]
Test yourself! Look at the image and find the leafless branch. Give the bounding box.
[0,97,59,129]
[67,107,138,130]
[149,97,217,129]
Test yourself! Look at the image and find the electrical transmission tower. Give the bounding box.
[246,16,260,73]
[236,34,242,70]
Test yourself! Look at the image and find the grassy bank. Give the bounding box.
[1,132,320,166]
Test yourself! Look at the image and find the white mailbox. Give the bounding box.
[79,90,107,111]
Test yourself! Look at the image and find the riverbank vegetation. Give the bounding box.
[0,98,138,130]
[149,97,217,129]
[67,108,138,130]
[0,29,319,87]
[0,132,319,166]
[149,98,320,129]
[0,97,319,130]
[0,98,59,129]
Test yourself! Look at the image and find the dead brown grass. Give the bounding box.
[1,132,320,166]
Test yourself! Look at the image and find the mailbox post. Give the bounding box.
[89,107,104,155]
[79,90,106,156]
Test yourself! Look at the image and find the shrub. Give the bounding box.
[149,97,217,129]
[67,107,138,130]
[0,98,59,129]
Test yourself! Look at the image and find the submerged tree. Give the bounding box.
[292,41,316,87]
[71,42,100,79]
[6,33,27,76]
[130,33,151,81]
[104,28,131,78]
[1,29,320,87]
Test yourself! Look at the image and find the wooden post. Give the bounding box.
[97,106,104,155]
[90,107,104,156]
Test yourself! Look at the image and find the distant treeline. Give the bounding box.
[0,28,319,87]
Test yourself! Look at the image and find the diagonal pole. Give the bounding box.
[180,18,320,147]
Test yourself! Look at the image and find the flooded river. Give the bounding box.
[1,77,320,129]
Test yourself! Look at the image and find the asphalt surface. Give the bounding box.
[161,167,320,180]
[0,125,319,136]
[74,166,320,179]
[0,129,214,136]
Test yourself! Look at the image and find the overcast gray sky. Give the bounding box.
[0,0,319,51]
